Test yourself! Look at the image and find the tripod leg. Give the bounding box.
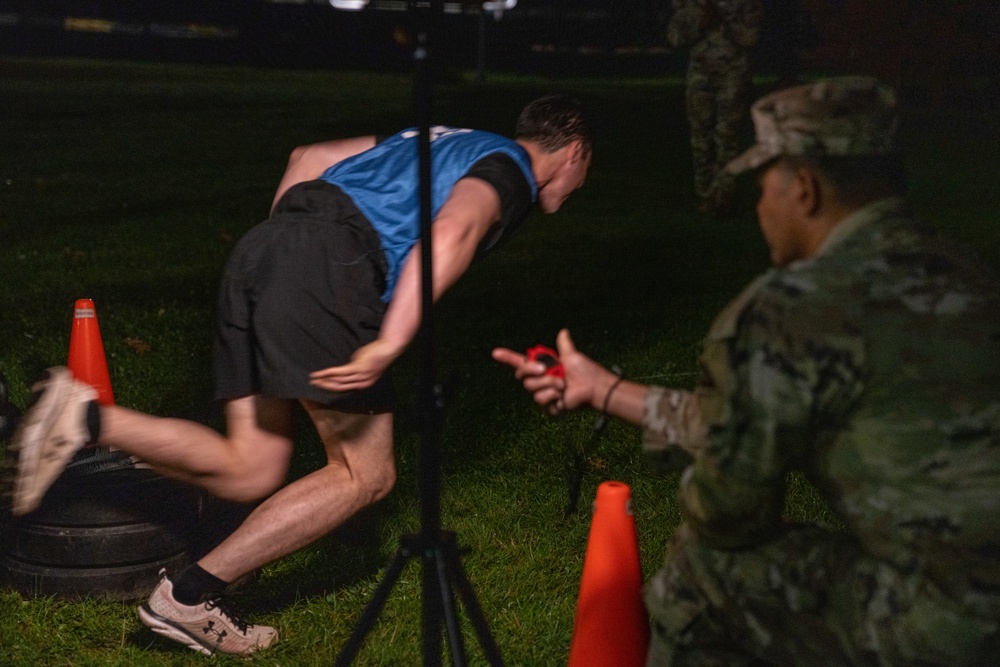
[420,532,505,666]
[447,546,505,667]
[434,542,468,667]
[421,541,444,667]
[335,543,413,667]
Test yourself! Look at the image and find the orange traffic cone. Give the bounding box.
[67,298,115,406]
[568,480,649,667]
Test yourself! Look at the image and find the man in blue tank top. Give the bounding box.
[10,95,593,655]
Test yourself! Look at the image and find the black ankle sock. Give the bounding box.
[169,564,229,605]
[86,400,101,444]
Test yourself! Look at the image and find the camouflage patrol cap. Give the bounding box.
[725,76,898,174]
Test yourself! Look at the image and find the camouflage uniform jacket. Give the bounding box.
[643,198,1000,611]
[666,0,763,65]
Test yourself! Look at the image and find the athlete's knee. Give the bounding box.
[354,458,395,506]
[210,464,285,503]
[211,444,290,502]
[244,464,288,499]
[369,461,396,503]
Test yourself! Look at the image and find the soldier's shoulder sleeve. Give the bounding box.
[705,270,775,343]
[642,386,699,474]
[641,271,777,474]
[678,267,855,547]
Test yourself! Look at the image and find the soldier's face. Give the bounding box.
[756,163,808,266]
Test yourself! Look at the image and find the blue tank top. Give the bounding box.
[319,127,537,301]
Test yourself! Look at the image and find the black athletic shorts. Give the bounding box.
[213,180,395,413]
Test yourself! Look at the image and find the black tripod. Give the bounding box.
[332,2,505,665]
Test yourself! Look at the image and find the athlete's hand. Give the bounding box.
[309,339,399,392]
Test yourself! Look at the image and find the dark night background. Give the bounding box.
[1,0,998,104]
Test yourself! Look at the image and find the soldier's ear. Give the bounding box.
[792,166,822,217]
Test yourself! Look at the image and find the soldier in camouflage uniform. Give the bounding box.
[494,76,1000,665]
[667,0,762,215]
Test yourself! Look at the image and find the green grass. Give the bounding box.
[1,57,999,666]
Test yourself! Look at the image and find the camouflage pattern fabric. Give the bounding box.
[667,0,762,211]
[641,198,1000,665]
[726,76,900,174]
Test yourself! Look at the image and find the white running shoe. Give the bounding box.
[10,366,98,516]
[138,572,278,655]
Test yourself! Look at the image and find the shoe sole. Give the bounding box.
[12,368,73,515]
[137,604,215,656]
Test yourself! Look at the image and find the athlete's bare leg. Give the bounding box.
[195,404,395,582]
[98,395,296,502]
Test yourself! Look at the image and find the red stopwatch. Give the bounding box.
[526,345,565,378]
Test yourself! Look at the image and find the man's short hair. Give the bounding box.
[774,154,907,206]
[515,94,593,157]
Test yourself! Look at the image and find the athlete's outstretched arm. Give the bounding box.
[309,177,502,391]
